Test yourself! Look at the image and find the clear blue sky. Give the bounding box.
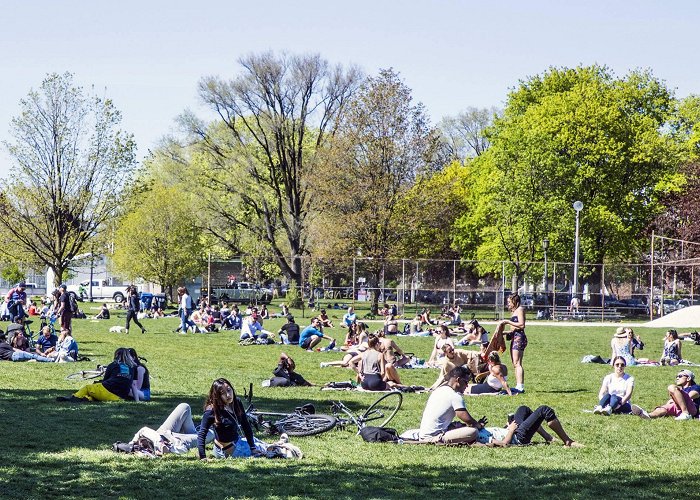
[1,0,699,177]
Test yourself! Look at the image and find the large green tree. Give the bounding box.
[315,68,437,312]
[0,72,136,286]
[112,178,203,300]
[185,52,361,286]
[453,65,685,293]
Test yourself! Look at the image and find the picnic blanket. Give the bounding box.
[321,383,427,393]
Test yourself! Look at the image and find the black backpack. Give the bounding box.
[359,426,399,443]
[68,293,79,315]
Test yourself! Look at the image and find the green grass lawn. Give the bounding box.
[1,307,697,499]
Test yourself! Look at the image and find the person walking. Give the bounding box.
[177,287,196,334]
[125,286,146,334]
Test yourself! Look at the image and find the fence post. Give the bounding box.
[601,263,605,322]
[650,231,655,321]
[401,259,406,316]
[453,260,456,308]
[553,261,557,318]
[352,257,356,309]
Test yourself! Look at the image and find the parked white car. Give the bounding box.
[68,280,129,302]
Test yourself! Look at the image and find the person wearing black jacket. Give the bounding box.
[278,315,301,345]
[268,353,312,387]
[197,378,257,459]
[125,286,146,334]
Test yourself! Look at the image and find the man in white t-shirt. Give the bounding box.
[419,366,484,444]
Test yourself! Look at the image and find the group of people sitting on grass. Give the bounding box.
[414,366,583,447]
[0,322,78,363]
[587,324,700,420]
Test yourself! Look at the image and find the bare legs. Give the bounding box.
[511,349,524,390]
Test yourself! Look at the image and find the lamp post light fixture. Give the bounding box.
[542,238,549,305]
[572,201,584,300]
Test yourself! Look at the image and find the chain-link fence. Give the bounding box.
[201,256,700,322]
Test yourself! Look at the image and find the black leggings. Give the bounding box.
[513,405,557,444]
[469,383,499,395]
[361,374,388,391]
[125,310,145,332]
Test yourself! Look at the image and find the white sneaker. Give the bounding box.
[631,404,650,419]
[675,412,693,421]
[602,406,612,416]
[593,405,604,415]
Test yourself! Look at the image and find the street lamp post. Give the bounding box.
[572,201,584,301]
[542,238,549,305]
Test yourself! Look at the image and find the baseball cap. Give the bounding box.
[18,282,26,288]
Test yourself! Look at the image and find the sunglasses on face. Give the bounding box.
[677,375,688,379]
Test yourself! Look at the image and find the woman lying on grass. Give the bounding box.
[476,405,583,447]
[118,403,215,456]
[320,327,369,369]
[267,352,313,387]
[197,378,257,460]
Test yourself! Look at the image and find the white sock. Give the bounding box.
[516,384,524,391]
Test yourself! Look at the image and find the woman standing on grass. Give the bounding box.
[197,378,256,460]
[593,356,634,415]
[125,286,147,335]
[494,294,526,393]
[177,287,196,334]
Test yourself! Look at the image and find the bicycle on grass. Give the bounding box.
[244,384,337,437]
[66,365,105,381]
[244,384,402,437]
[330,391,402,431]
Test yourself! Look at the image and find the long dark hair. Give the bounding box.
[204,378,244,424]
[127,348,147,366]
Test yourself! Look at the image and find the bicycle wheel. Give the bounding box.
[65,370,103,381]
[276,413,337,437]
[361,391,403,428]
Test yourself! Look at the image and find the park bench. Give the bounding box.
[551,306,623,322]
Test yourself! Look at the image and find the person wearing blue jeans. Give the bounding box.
[5,283,27,323]
[0,332,53,362]
[177,287,196,334]
[594,356,634,415]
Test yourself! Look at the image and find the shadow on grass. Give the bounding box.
[4,389,691,498]
[3,450,696,498]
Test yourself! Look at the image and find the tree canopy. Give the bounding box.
[111,154,204,299]
[0,72,136,286]
[452,65,685,287]
[185,52,362,286]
